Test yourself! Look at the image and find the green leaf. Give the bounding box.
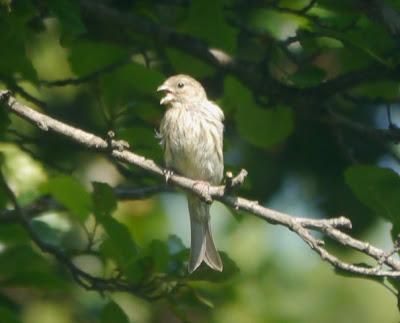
[0,307,21,323]
[0,154,9,209]
[345,165,400,226]
[92,182,117,217]
[351,81,399,101]
[101,301,129,323]
[344,18,395,65]
[0,245,66,289]
[388,276,400,292]
[0,225,28,245]
[95,216,139,282]
[93,182,141,281]
[43,176,92,221]
[69,40,127,76]
[101,63,164,106]
[223,77,294,148]
[223,76,252,112]
[0,10,38,81]
[166,48,215,78]
[290,65,327,87]
[236,104,293,149]
[31,219,63,246]
[148,239,169,272]
[117,127,161,159]
[249,9,308,40]
[124,256,153,285]
[97,216,139,262]
[164,0,236,76]
[182,0,237,53]
[0,107,10,136]
[0,0,12,12]
[46,0,86,37]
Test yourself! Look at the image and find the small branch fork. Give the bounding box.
[0,173,168,300]
[1,90,400,284]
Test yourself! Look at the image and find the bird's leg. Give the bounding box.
[163,168,175,183]
[193,180,212,203]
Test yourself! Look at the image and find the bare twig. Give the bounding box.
[76,0,400,112]
[0,171,162,300]
[40,55,134,87]
[224,169,248,193]
[115,184,172,200]
[2,90,400,279]
[0,185,171,222]
[326,109,400,143]
[299,0,317,13]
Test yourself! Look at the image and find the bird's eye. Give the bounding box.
[177,82,184,88]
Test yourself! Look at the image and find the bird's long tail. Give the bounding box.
[187,194,223,273]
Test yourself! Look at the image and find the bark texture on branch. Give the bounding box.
[1,90,400,279]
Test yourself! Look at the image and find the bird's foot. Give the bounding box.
[193,180,212,203]
[163,168,174,183]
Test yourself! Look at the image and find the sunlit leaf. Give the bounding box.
[345,165,400,238]
[43,176,92,221]
[31,219,63,246]
[237,104,293,148]
[351,81,399,101]
[249,9,308,40]
[223,77,293,148]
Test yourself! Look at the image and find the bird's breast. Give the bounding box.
[160,107,223,183]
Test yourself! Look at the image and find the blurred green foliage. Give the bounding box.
[1,0,400,322]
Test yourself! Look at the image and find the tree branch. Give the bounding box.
[0,171,169,300]
[40,54,134,87]
[0,185,171,223]
[2,90,400,281]
[77,0,400,109]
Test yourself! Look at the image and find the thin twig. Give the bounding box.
[2,90,400,278]
[0,171,179,300]
[40,56,133,87]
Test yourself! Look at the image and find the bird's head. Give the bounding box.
[157,74,207,106]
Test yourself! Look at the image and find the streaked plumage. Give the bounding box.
[157,74,224,273]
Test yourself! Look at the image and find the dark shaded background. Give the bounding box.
[1,0,400,322]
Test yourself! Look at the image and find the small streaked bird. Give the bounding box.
[157,74,224,273]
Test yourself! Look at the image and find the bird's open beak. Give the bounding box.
[156,84,168,92]
[157,84,174,105]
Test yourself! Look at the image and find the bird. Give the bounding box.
[157,74,224,273]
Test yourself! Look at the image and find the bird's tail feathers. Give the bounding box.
[188,195,223,273]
